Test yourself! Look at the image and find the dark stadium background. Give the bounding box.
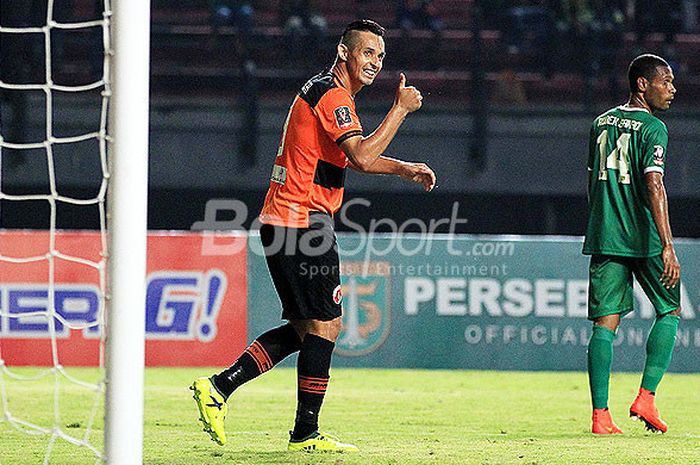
[2,0,699,236]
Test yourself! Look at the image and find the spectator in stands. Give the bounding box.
[500,1,556,77]
[395,0,444,70]
[396,0,444,32]
[209,0,254,59]
[280,0,328,69]
[551,0,625,103]
[587,0,626,98]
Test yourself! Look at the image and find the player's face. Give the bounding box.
[347,32,385,86]
[645,66,676,112]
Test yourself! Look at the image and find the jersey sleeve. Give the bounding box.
[641,121,668,175]
[314,88,363,145]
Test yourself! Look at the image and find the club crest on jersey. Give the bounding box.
[336,262,391,357]
[334,106,353,129]
[653,145,665,166]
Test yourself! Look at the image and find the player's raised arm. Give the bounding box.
[340,73,423,172]
[645,172,680,288]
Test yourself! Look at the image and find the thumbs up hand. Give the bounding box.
[395,72,423,113]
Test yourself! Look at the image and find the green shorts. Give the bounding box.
[588,254,681,320]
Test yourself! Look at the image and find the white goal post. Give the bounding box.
[105,0,150,464]
[0,0,149,462]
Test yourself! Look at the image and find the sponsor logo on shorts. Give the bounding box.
[332,284,343,305]
[653,145,665,166]
[336,261,391,356]
[334,106,353,129]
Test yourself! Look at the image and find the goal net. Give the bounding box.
[0,2,112,463]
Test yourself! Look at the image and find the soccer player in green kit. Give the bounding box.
[583,54,680,435]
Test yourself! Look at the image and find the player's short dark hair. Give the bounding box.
[340,19,385,49]
[628,54,670,92]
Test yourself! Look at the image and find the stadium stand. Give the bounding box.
[28,0,700,105]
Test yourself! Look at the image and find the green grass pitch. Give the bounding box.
[1,368,699,464]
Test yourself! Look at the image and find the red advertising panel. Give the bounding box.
[0,230,247,367]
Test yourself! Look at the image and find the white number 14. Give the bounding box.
[597,129,631,184]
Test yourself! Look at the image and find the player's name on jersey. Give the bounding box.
[596,114,644,131]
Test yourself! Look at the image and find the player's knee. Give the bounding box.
[295,317,342,342]
[593,314,620,332]
[668,308,682,317]
[327,317,342,341]
[320,317,341,342]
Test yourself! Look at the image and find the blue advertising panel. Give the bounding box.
[248,234,700,372]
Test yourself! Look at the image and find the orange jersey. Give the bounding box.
[259,72,363,227]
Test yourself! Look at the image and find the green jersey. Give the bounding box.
[583,105,668,257]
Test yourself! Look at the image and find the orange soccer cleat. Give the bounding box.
[592,408,624,434]
[630,388,668,433]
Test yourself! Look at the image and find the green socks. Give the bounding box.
[588,325,616,409]
[641,314,680,393]
[587,314,679,410]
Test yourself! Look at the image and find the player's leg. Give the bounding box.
[589,315,624,434]
[286,318,356,452]
[589,315,620,410]
[285,216,357,452]
[628,309,679,433]
[212,323,303,397]
[641,309,680,392]
[190,223,304,445]
[289,318,339,441]
[587,255,633,434]
[629,255,682,432]
[190,323,302,445]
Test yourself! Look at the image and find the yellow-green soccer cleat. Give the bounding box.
[288,431,359,453]
[190,377,228,445]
